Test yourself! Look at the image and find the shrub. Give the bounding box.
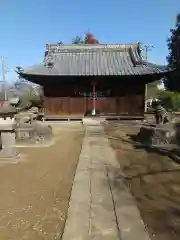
[158,90,180,111]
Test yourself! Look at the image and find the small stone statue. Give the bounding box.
[153,102,169,124]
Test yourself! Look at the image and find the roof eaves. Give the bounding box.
[141,60,173,73]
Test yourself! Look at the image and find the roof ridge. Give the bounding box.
[45,43,139,52]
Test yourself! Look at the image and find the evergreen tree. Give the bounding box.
[165,13,180,90]
[72,36,84,44]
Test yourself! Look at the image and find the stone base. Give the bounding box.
[0,149,19,159]
[15,121,53,145]
[138,123,180,145]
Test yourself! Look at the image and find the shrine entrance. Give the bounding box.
[80,82,118,116]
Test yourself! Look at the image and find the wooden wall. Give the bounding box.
[43,95,144,116]
[43,78,145,116]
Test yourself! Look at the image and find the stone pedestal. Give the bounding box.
[138,123,180,146]
[15,121,53,146]
[0,119,19,158]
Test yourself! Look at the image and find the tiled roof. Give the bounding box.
[18,43,170,77]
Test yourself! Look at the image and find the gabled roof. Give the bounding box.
[17,43,171,77]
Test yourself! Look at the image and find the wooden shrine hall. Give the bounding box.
[17,43,172,120]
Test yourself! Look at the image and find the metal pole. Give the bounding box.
[1,56,7,101]
[144,47,148,112]
[145,47,148,61]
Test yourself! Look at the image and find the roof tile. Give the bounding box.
[19,44,170,77]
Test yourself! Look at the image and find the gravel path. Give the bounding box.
[0,125,84,240]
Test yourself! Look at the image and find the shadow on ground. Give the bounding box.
[105,123,180,240]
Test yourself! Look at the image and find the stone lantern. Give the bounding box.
[0,104,17,120]
[0,104,18,158]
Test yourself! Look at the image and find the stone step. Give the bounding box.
[82,117,106,125]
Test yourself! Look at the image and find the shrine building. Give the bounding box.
[17,43,172,120]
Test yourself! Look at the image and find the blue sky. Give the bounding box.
[0,0,179,82]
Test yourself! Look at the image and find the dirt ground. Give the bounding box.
[105,122,180,240]
[0,123,84,240]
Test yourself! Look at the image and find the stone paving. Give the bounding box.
[62,124,151,240]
